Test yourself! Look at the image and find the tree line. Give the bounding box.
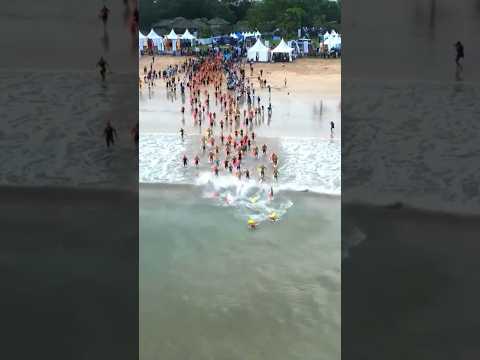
[140,0,341,36]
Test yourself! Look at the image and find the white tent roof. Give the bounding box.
[181,29,196,40]
[272,39,293,54]
[166,29,178,40]
[230,33,238,39]
[147,29,162,39]
[248,38,269,53]
[254,31,261,37]
[139,31,147,40]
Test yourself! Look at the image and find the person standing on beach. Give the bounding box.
[454,41,464,68]
[104,121,117,148]
[330,121,335,134]
[180,128,185,141]
[182,154,188,167]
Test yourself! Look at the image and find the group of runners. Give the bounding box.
[99,1,139,149]
[151,53,284,185]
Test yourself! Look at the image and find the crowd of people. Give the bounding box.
[142,53,284,190]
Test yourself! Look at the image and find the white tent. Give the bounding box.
[254,31,261,38]
[272,38,294,62]
[139,31,147,51]
[147,29,164,51]
[181,29,196,40]
[166,29,178,40]
[165,29,179,53]
[247,38,270,62]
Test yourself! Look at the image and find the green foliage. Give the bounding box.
[139,0,340,36]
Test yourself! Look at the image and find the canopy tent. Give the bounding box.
[323,33,341,50]
[165,29,179,53]
[146,29,164,51]
[247,38,270,62]
[181,29,196,40]
[254,30,261,38]
[181,28,196,47]
[166,29,179,40]
[271,38,294,62]
[139,31,147,51]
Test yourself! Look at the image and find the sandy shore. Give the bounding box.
[140,55,341,138]
[0,186,138,358]
[140,55,340,96]
[343,203,480,359]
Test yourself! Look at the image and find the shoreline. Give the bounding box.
[140,181,341,200]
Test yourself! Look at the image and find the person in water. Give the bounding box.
[454,41,464,68]
[104,121,117,148]
[99,5,110,27]
[330,121,335,134]
[180,127,184,140]
[182,154,188,167]
[194,155,200,167]
[97,56,109,81]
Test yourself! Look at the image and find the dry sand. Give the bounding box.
[140,56,340,96]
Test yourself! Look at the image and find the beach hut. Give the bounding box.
[271,39,294,62]
[147,29,164,52]
[247,38,270,62]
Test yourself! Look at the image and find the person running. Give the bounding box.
[262,144,267,155]
[259,164,266,181]
[99,5,110,27]
[131,122,139,148]
[104,121,117,148]
[97,56,109,81]
[454,41,464,68]
[273,167,279,181]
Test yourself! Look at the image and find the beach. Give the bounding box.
[140,54,341,358]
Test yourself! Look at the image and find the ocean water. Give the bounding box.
[343,80,480,215]
[0,71,137,188]
[140,185,340,360]
[140,133,340,195]
[140,59,341,358]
